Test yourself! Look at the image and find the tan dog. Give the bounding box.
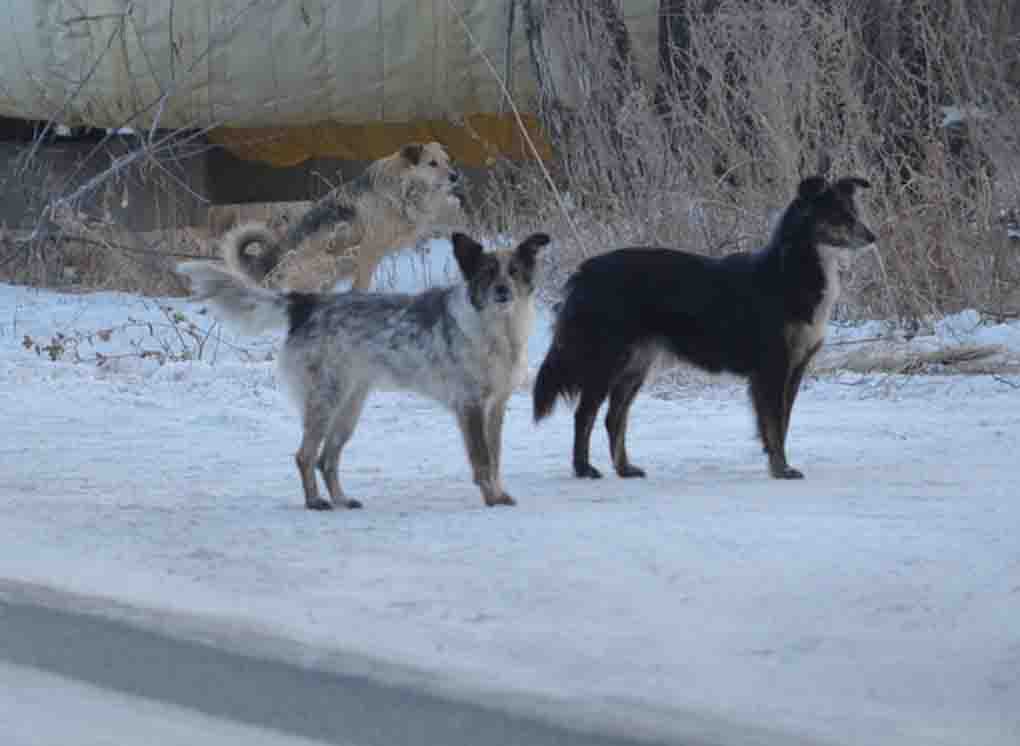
[223,142,463,291]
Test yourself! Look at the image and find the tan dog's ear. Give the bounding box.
[401,143,425,165]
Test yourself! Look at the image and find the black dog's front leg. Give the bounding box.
[750,370,804,479]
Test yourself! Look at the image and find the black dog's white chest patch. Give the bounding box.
[787,245,842,362]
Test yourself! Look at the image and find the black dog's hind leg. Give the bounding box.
[606,368,649,478]
[574,387,608,478]
[750,364,804,479]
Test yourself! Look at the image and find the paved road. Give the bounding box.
[0,584,674,746]
[0,660,338,746]
[0,582,830,746]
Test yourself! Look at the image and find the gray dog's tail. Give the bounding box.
[221,223,287,285]
[177,261,290,336]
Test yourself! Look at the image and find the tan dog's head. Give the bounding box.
[369,140,461,208]
[399,141,465,206]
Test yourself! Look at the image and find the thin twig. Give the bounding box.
[51,233,213,261]
[825,335,891,347]
[19,17,127,170]
[47,120,226,222]
[444,0,584,247]
[37,1,265,215]
[62,12,133,25]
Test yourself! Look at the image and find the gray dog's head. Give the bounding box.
[452,232,551,312]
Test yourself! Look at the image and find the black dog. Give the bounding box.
[533,176,875,480]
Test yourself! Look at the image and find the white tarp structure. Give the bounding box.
[0,1,659,164]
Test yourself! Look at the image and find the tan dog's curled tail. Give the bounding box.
[221,222,286,285]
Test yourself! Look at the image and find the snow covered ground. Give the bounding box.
[1,239,1019,745]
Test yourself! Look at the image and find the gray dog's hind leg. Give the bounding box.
[296,416,332,511]
[317,384,371,509]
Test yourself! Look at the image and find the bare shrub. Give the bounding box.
[510,0,1020,323]
[19,303,238,367]
[0,2,282,297]
[0,127,220,296]
[5,0,1019,322]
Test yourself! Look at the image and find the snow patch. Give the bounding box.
[1,259,1019,746]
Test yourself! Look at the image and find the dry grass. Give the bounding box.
[0,199,317,296]
[5,0,1020,328]
[482,0,1020,324]
[0,221,212,297]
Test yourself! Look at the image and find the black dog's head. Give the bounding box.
[797,176,877,250]
[452,232,551,312]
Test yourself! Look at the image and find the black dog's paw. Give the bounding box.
[485,493,517,507]
[305,497,334,511]
[771,465,805,480]
[574,463,603,479]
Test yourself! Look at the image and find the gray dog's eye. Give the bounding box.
[429,160,439,167]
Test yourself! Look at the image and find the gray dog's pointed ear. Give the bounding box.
[401,143,425,165]
[832,176,871,197]
[515,233,551,267]
[797,176,828,200]
[452,232,485,277]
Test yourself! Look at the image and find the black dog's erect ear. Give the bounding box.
[515,232,551,267]
[452,232,485,278]
[401,143,425,165]
[832,176,872,197]
[797,176,828,200]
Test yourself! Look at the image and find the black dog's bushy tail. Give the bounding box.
[533,345,569,422]
[533,298,586,422]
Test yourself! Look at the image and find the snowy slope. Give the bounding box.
[1,239,1018,746]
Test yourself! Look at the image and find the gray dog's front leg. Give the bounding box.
[458,404,514,507]
[485,393,512,503]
